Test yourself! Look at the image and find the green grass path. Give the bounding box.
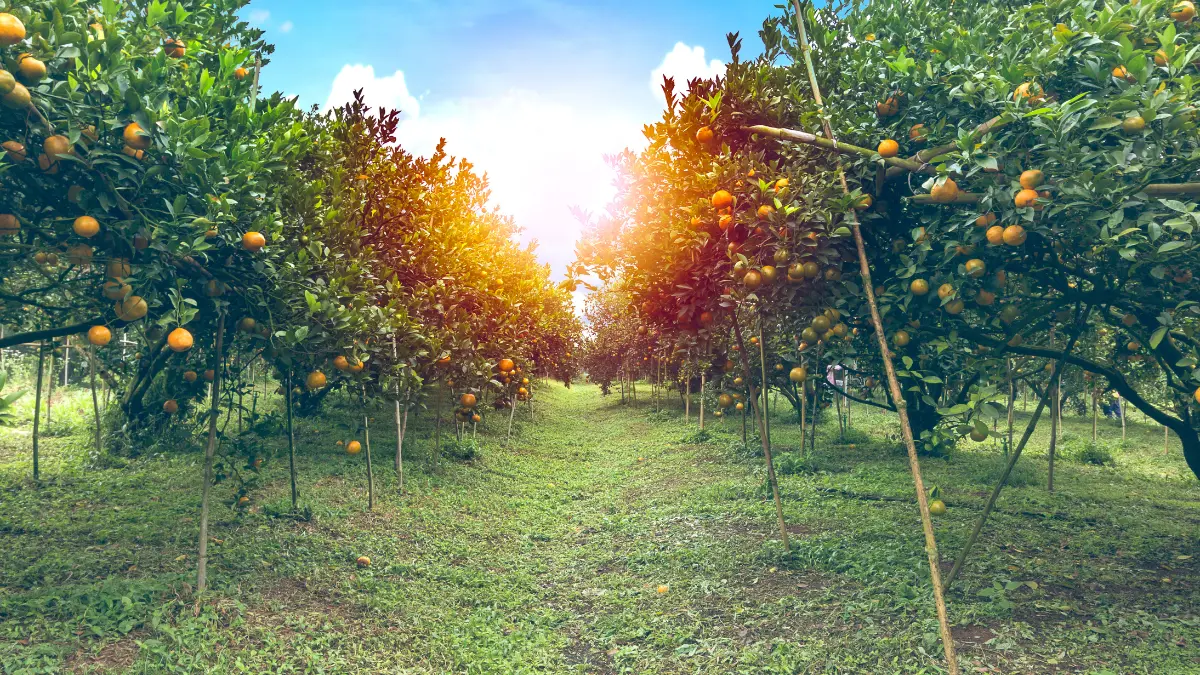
[1,382,1197,673]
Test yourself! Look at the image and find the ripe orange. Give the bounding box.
[163,38,186,58]
[1013,81,1044,102]
[909,124,927,142]
[73,216,100,238]
[356,555,371,567]
[1014,189,1040,208]
[238,496,250,506]
[944,299,965,315]
[333,355,350,371]
[234,67,249,80]
[184,370,198,383]
[67,244,93,264]
[696,126,714,143]
[43,135,72,157]
[1002,224,1027,245]
[460,393,477,408]
[742,269,763,290]
[16,54,45,82]
[1,82,30,109]
[0,13,26,46]
[876,96,899,117]
[1111,65,1132,81]
[854,194,873,210]
[1171,0,1196,21]
[964,258,987,278]
[1018,169,1043,189]
[789,366,807,383]
[37,153,58,174]
[3,141,25,162]
[930,178,959,203]
[203,369,215,382]
[976,290,996,306]
[163,399,179,414]
[167,327,193,352]
[1156,49,1170,66]
[774,178,789,192]
[0,213,18,234]
[87,325,111,346]
[757,204,774,220]
[306,370,327,390]
[115,296,148,321]
[986,225,1005,245]
[106,258,131,279]
[711,190,733,210]
[937,283,955,300]
[910,279,930,295]
[1194,386,1200,405]
[241,231,266,251]
[718,214,732,230]
[121,145,145,160]
[472,413,482,423]
[436,355,451,366]
[877,139,900,157]
[346,440,362,455]
[123,122,151,150]
[498,358,515,372]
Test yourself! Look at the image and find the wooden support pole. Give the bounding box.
[32,341,45,480]
[197,312,226,594]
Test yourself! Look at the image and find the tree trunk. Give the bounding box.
[45,344,55,427]
[32,341,45,480]
[197,312,227,594]
[286,372,299,511]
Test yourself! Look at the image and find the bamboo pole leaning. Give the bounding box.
[787,2,958,671]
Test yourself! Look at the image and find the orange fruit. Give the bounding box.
[976,290,996,306]
[1014,189,1040,208]
[1171,0,1196,21]
[1013,81,1044,102]
[205,279,225,297]
[234,67,249,80]
[1122,115,1146,133]
[346,440,362,455]
[1156,49,1169,66]
[184,370,198,383]
[306,370,327,390]
[757,204,774,220]
[106,258,131,279]
[16,54,45,82]
[37,153,58,174]
[237,317,256,332]
[877,139,900,157]
[43,135,72,157]
[854,194,873,210]
[163,399,179,414]
[347,358,364,373]
[356,555,371,567]
[910,279,930,295]
[1111,65,1132,81]
[742,269,763,290]
[937,283,955,300]
[986,225,1005,245]
[930,178,959,203]
[944,299,965,315]
[1,82,30,109]
[203,369,215,382]
[241,231,266,251]
[237,496,250,506]
[87,325,112,346]
[909,124,927,142]
[1194,386,1200,405]
[115,296,148,321]
[876,96,899,117]
[498,358,515,373]
[929,499,947,515]
[163,38,186,58]
[167,327,194,352]
[0,213,18,234]
[460,393,477,408]
[3,141,25,162]
[789,366,807,383]
[1018,170,1043,189]
[893,330,911,347]
[965,259,987,278]
[123,122,151,150]
[121,145,145,160]
[472,413,481,423]
[67,244,93,264]
[774,178,788,191]
[696,126,714,143]
[711,190,733,210]
[718,214,732,230]
[333,355,350,371]
[73,216,100,238]
[1002,224,1027,245]
[0,13,26,46]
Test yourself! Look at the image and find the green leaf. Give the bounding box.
[1150,326,1167,349]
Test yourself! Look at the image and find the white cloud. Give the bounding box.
[650,42,725,96]
[248,9,270,24]
[394,89,645,278]
[322,64,420,119]
[279,20,293,33]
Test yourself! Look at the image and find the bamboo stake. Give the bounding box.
[789,3,956,670]
[1006,358,1015,456]
[393,338,405,491]
[89,345,101,456]
[45,343,54,427]
[285,372,299,510]
[197,312,226,594]
[733,312,790,553]
[362,386,374,511]
[757,311,772,451]
[32,341,45,480]
[699,369,706,430]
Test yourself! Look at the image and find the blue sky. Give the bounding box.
[242,1,779,278]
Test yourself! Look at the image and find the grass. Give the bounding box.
[0,380,1197,673]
